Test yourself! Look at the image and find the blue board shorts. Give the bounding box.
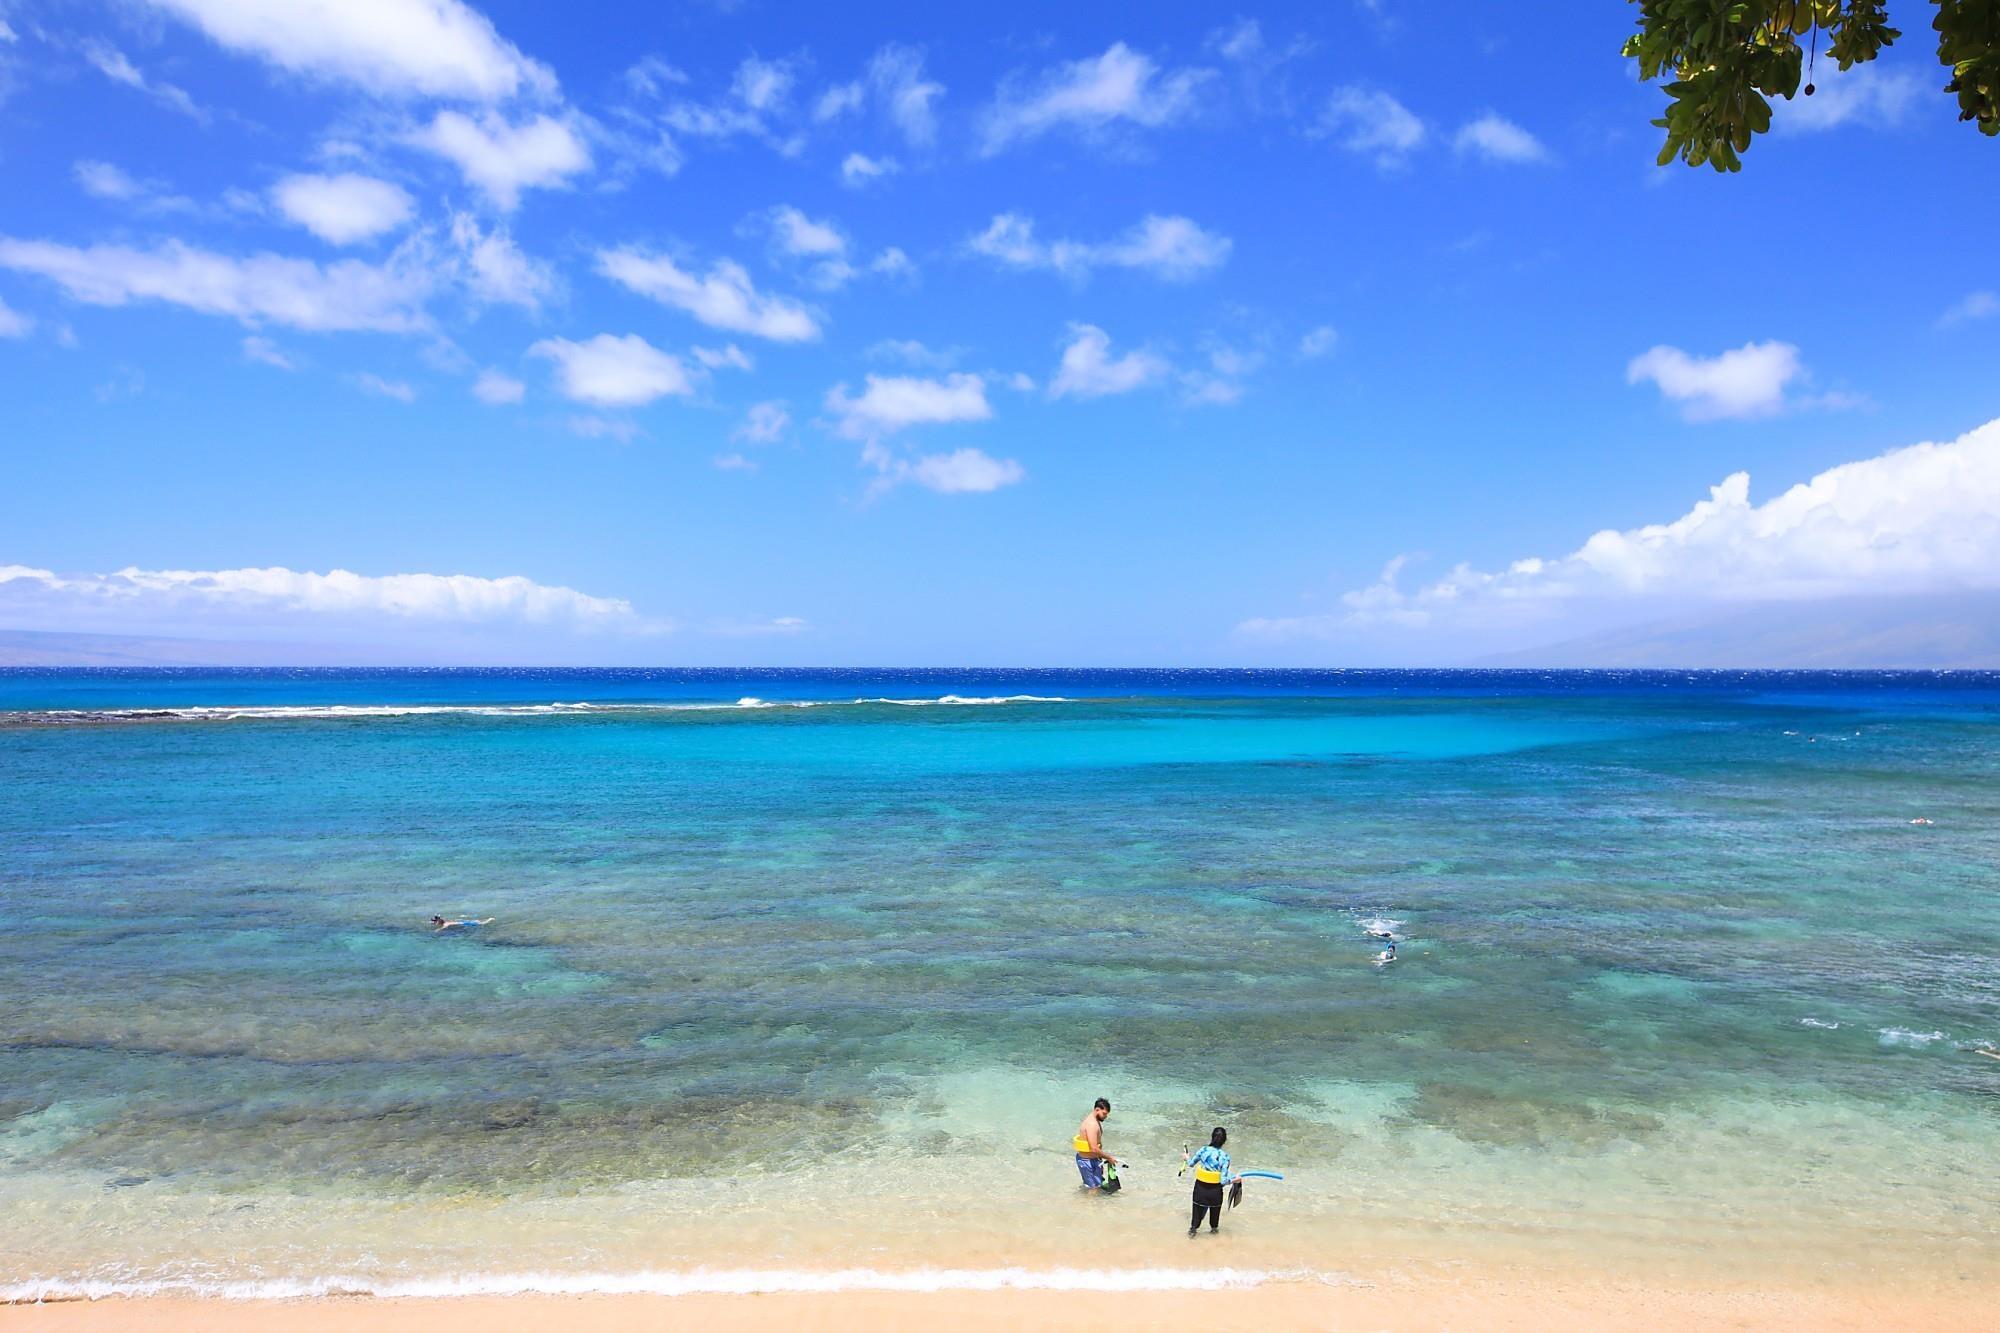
[1075,1154,1105,1189]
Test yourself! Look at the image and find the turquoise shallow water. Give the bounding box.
[2,669,1998,1295]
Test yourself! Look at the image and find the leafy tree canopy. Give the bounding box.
[1625,0,2000,170]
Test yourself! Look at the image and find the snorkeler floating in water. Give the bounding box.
[430,915,494,933]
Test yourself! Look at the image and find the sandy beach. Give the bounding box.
[7,1266,1994,1332]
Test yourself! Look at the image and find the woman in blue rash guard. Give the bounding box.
[1184,1126,1234,1236]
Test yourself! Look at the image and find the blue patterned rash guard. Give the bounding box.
[1186,1144,1231,1185]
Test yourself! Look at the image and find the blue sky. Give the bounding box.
[1,0,1996,664]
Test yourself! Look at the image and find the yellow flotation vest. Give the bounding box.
[1072,1135,1092,1153]
[1194,1164,1223,1184]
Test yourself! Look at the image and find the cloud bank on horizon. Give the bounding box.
[1241,417,2000,655]
[0,1,1995,662]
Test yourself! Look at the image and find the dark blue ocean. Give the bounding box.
[3,669,1997,1297]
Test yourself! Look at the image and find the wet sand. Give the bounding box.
[6,1266,1992,1332]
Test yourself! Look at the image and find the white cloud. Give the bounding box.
[241,335,294,368]
[1048,324,1168,399]
[353,372,414,402]
[981,41,1210,154]
[1775,65,1923,134]
[1210,17,1266,62]
[272,173,414,245]
[472,368,524,404]
[1180,340,1264,407]
[768,205,845,257]
[759,207,906,291]
[811,46,942,146]
[907,448,1024,494]
[708,615,808,635]
[1298,325,1338,359]
[1453,112,1550,164]
[145,0,556,101]
[449,213,554,309]
[0,297,33,339]
[81,40,207,120]
[73,160,193,213]
[824,372,991,439]
[1939,291,1998,328]
[868,44,944,146]
[0,563,642,629]
[1244,417,2000,641]
[733,55,793,112]
[713,451,757,472]
[74,160,142,201]
[1314,86,1425,165]
[968,212,1230,281]
[691,343,752,371]
[530,333,692,407]
[840,151,898,186]
[82,41,145,88]
[595,247,820,341]
[623,56,686,99]
[815,81,865,121]
[408,111,591,211]
[0,20,16,43]
[733,400,789,443]
[653,55,797,145]
[0,236,433,333]
[1627,340,1806,421]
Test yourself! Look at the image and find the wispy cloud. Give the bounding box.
[1312,86,1424,166]
[0,298,35,340]
[980,42,1210,154]
[80,39,208,121]
[1773,64,1922,134]
[351,372,415,403]
[1938,291,1998,329]
[968,213,1230,281]
[733,400,790,443]
[472,368,524,404]
[1297,325,1338,359]
[0,236,434,333]
[73,160,195,214]
[450,214,555,310]
[840,152,899,186]
[596,247,820,341]
[241,335,294,369]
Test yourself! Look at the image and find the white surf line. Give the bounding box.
[15,696,1075,722]
[3,1265,1328,1303]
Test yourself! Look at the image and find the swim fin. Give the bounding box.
[1228,1179,1243,1209]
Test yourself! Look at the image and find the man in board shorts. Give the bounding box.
[1073,1097,1120,1190]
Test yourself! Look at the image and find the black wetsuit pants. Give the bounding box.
[1190,1182,1223,1231]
